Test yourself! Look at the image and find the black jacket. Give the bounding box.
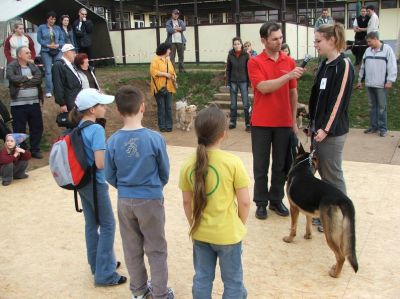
[226,49,249,84]
[6,60,43,101]
[308,53,354,137]
[52,58,82,110]
[355,15,370,41]
[73,19,93,48]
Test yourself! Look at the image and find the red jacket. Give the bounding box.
[0,147,31,165]
[3,34,36,63]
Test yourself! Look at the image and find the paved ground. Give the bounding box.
[164,122,400,165]
[0,124,399,298]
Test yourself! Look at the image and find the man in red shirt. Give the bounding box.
[248,22,304,220]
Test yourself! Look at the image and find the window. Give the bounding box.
[226,13,234,24]
[268,10,279,21]
[184,15,195,26]
[381,0,397,9]
[364,1,379,15]
[133,14,144,28]
[285,8,296,22]
[115,12,130,29]
[93,6,105,18]
[298,8,312,25]
[255,11,267,22]
[347,3,358,29]
[331,6,345,25]
[211,13,223,24]
[149,14,158,27]
[198,14,210,25]
[105,9,113,30]
[240,11,254,23]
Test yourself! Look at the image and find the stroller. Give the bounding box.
[0,100,12,142]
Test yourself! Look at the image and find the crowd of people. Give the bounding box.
[0,4,399,299]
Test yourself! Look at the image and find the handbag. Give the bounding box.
[152,61,170,97]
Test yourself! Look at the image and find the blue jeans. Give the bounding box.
[156,92,173,130]
[192,240,247,299]
[78,181,121,285]
[230,82,250,126]
[366,87,388,133]
[41,51,62,93]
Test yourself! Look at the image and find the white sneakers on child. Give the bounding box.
[131,282,174,299]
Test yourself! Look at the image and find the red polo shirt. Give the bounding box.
[248,51,297,127]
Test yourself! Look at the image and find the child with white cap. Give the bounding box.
[69,88,127,286]
[0,133,31,186]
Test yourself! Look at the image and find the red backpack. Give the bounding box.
[49,121,99,223]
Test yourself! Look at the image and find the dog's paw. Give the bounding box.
[329,265,340,278]
[304,233,312,239]
[283,236,294,243]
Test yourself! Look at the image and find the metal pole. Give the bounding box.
[119,0,126,64]
[235,0,240,37]
[296,0,299,60]
[155,0,160,46]
[306,0,309,55]
[281,0,286,42]
[194,0,200,64]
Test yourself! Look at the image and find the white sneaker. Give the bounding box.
[131,289,150,299]
[45,92,52,98]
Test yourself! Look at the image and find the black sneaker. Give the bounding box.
[245,125,251,132]
[269,202,289,217]
[364,128,377,134]
[97,275,127,287]
[2,181,11,186]
[255,205,267,219]
[31,152,44,159]
[229,123,236,129]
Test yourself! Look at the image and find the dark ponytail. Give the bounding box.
[189,105,227,236]
[68,107,84,128]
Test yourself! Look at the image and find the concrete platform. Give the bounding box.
[0,144,399,298]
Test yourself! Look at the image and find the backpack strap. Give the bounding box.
[74,189,83,213]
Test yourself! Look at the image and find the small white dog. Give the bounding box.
[176,100,197,132]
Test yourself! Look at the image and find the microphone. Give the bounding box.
[300,55,311,68]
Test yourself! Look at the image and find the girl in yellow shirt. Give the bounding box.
[179,105,251,299]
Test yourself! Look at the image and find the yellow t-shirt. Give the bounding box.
[179,149,251,245]
[150,55,176,96]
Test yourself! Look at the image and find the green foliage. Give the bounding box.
[175,71,223,108]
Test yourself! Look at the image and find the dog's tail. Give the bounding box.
[341,200,358,273]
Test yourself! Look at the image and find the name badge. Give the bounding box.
[320,78,327,90]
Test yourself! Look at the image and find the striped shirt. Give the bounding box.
[11,67,39,107]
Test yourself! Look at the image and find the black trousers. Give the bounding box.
[251,126,291,206]
[79,46,93,65]
[11,103,43,153]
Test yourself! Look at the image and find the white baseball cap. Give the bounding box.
[61,44,75,53]
[75,88,114,111]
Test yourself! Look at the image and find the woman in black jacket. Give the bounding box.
[308,23,354,230]
[226,37,250,132]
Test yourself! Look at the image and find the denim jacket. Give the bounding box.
[37,24,64,53]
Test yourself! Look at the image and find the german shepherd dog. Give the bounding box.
[283,145,358,278]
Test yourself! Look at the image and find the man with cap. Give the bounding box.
[6,45,44,159]
[166,9,186,73]
[52,43,82,115]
